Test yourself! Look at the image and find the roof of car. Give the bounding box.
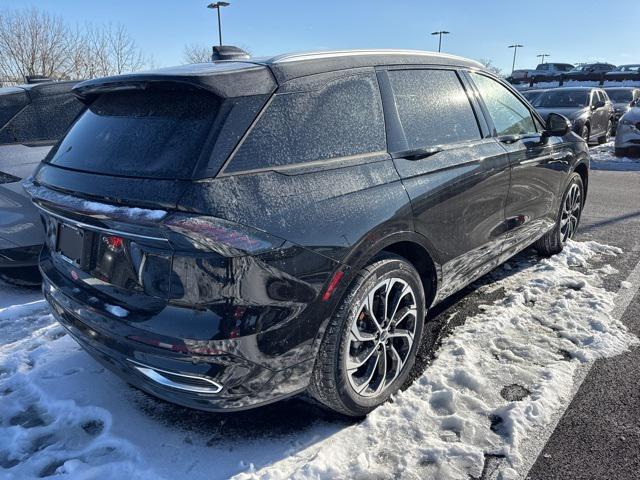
[546,86,600,91]
[247,49,485,83]
[74,49,486,100]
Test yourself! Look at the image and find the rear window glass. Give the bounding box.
[387,69,480,150]
[224,73,385,174]
[47,89,220,179]
[0,90,28,131]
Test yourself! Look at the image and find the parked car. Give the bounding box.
[532,87,614,144]
[509,63,573,83]
[0,80,84,284]
[615,106,640,157]
[27,50,589,416]
[564,63,616,80]
[604,87,640,133]
[605,64,640,80]
[521,89,548,103]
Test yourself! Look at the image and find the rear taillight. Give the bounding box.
[102,234,124,252]
[163,214,284,256]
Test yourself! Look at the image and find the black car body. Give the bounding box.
[27,50,590,415]
[533,87,614,144]
[605,64,640,80]
[565,62,616,80]
[0,81,84,278]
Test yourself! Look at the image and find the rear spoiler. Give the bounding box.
[72,62,277,103]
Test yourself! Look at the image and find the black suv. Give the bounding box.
[28,50,589,416]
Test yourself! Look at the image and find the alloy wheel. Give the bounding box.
[345,278,417,397]
[560,183,582,243]
[581,125,590,142]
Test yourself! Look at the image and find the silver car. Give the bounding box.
[615,106,640,157]
[0,81,83,283]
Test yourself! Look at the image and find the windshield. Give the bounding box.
[533,90,589,108]
[46,89,220,179]
[570,65,587,72]
[606,90,633,103]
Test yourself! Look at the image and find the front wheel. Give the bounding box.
[580,124,590,143]
[598,120,612,144]
[309,254,425,417]
[534,173,584,256]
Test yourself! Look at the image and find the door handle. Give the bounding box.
[392,147,443,161]
[499,135,522,144]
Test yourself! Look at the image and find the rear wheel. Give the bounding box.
[534,173,584,256]
[580,124,590,143]
[309,254,425,417]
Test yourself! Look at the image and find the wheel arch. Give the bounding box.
[573,161,589,200]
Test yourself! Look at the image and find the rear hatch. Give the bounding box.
[30,63,278,314]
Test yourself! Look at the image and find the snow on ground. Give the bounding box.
[589,142,640,171]
[0,241,637,479]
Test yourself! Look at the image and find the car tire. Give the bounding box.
[598,120,612,144]
[614,147,627,157]
[308,253,426,417]
[580,124,590,143]
[534,173,584,257]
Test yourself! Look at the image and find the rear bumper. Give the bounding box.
[41,259,314,412]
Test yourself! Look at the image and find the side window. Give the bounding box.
[387,69,481,150]
[225,73,385,173]
[470,72,537,136]
[538,64,549,71]
[591,91,600,106]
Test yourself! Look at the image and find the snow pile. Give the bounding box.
[236,241,637,480]
[590,142,640,170]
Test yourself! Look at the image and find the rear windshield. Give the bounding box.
[46,89,220,179]
[533,91,589,108]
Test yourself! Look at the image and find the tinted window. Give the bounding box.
[0,90,28,132]
[387,69,480,150]
[47,89,220,179]
[225,73,385,173]
[533,90,589,108]
[0,91,83,144]
[606,90,633,103]
[470,73,536,136]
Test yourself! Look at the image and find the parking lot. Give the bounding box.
[1,142,639,479]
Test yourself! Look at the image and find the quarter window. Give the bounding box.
[470,72,537,136]
[225,73,386,173]
[387,69,481,150]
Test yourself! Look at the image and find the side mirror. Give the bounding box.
[593,100,606,109]
[544,112,571,137]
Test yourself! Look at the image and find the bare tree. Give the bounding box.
[0,8,149,83]
[183,44,212,64]
[0,8,74,82]
[478,58,503,77]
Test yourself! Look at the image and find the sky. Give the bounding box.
[3,0,639,73]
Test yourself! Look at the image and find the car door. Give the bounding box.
[466,71,572,260]
[590,90,607,136]
[377,67,511,300]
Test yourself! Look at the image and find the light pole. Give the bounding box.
[431,31,450,53]
[536,53,550,64]
[508,44,523,74]
[207,2,230,47]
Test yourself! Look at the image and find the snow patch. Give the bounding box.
[236,241,638,480]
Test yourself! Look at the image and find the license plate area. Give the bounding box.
[56,222,89,267]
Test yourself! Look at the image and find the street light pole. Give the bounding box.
[508,44,523,74]
[431,31,450,53]
[207,2,230,47]
[536,53,550,64]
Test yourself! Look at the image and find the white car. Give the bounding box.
[615,104,640,157]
